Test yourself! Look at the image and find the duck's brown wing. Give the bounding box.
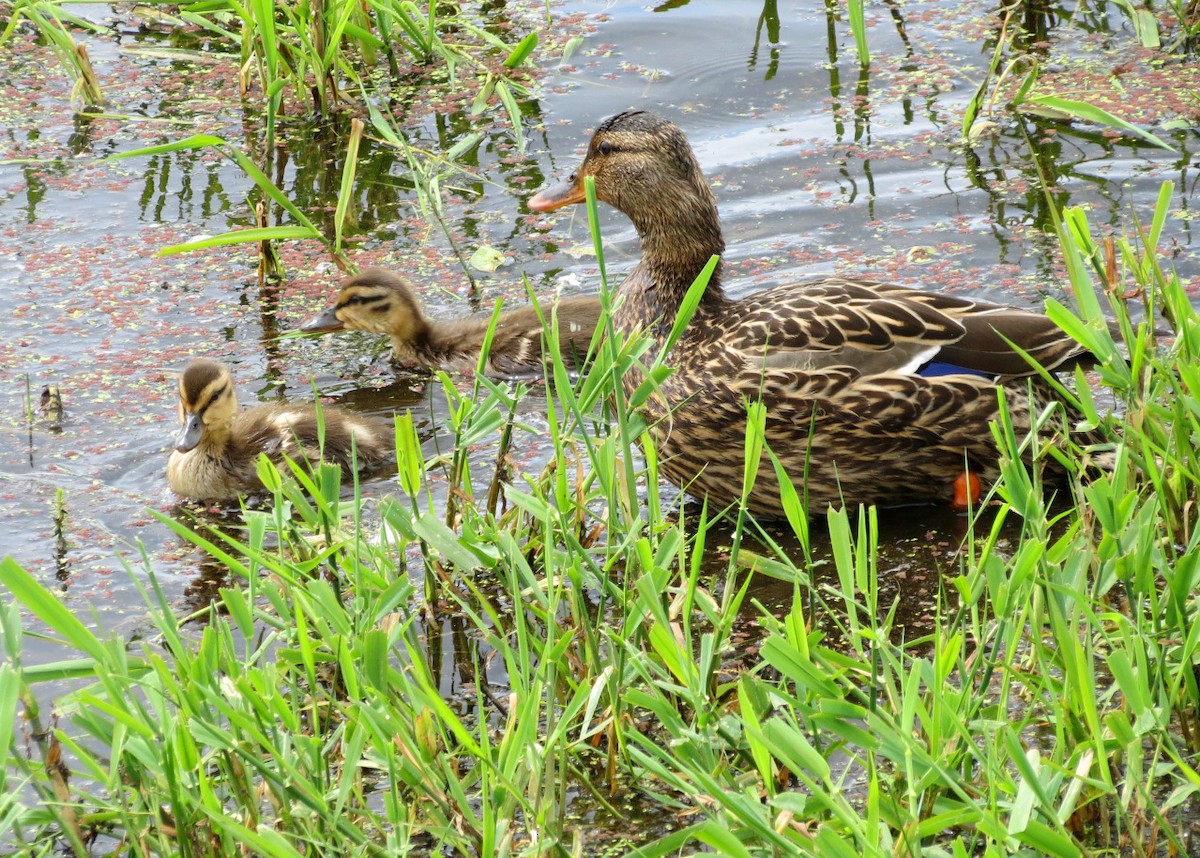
[719,277,1092,377]
[860,280,1097,375]
[718,278,964,374]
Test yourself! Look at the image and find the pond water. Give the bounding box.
[1,0,1197,669]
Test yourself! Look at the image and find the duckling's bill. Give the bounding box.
[299,306,345,333]
[174,412,205,453]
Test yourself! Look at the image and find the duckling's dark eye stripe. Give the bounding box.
[340,293,388,309]
[202,381,229,413]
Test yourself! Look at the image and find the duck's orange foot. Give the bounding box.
[952,472,982,511]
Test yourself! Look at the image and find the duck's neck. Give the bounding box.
[621,188,728,333]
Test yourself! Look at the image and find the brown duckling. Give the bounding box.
[529,110,1110,515]
[166,359,393,501]
[299,268,602,375]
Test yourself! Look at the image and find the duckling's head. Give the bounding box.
[174,359,238,453]
[528,110,716,232]
[300,268,429,349]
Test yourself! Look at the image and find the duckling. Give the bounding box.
[299,268,602,374]
[529,110,1111,515]
[166,359,393,501]
[40,385,64,432]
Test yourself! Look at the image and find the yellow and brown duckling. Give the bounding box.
[299,268,602,375]
[529,109,1110,515]
[166,359,393,501]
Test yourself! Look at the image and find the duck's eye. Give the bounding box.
[597,140,617,156]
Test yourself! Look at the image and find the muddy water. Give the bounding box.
[1,0,1197,667]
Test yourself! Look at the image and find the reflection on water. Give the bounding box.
[750,0,781,80]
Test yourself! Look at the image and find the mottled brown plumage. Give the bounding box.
[529,109,1109,515]
[300,268,601,375]
[166,359,393,500]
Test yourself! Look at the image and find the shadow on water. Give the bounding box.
[689,501,1014,642]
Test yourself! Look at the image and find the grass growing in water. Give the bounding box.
[3,184,1200,855]
[15,0,549,273]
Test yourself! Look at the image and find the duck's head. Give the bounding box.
[528,110,716,232]
[174,359,238,453]
[300,268,429,345]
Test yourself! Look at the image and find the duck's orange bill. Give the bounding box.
[528,180,585,212]
[952,472,982,510]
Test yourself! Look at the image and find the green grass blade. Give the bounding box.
[0,557,107,662]
[1020,95,1176,151]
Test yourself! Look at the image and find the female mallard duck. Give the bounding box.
[528,109,1107,515]
[299,268,602,374]
[166,359,393,501]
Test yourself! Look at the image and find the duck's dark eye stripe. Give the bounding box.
[597,141,618,155]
